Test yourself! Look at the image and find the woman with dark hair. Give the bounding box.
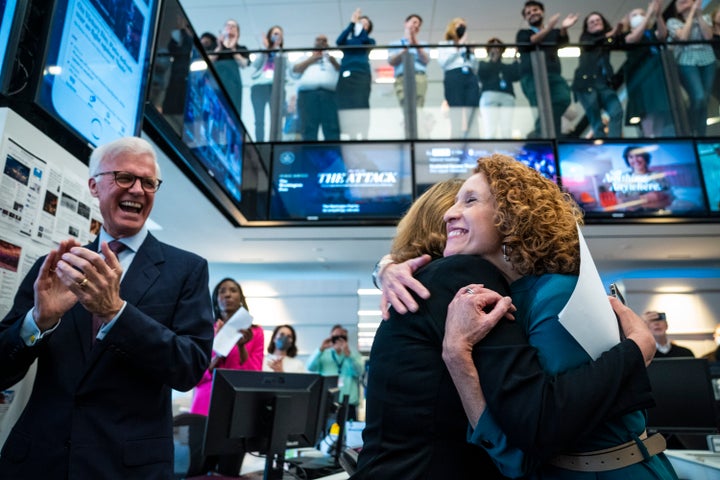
[265,324,306,372]
[190,278,264,415]
[572,12,624,137]
[249,25,284,141]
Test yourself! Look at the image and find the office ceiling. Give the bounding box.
[177,0,694,50]
[151,0,720,281]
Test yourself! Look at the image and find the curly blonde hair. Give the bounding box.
[391,179,464,262]
[473,154,583,276]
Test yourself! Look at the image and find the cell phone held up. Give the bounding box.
[609,283,626,341]
[609,283,626,305]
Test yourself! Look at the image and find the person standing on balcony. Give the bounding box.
[516,0,577,138]
[572,12,624,138]
[336,8,376,140]
[665,0,716,136]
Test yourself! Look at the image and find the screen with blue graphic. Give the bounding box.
[182,47,244,204]
[696,140,720,213]
[270,143,413,222]
[414,141,557,196]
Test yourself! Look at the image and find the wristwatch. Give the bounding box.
[371,256,394,289]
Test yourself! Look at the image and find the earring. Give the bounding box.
[502,244,510,262]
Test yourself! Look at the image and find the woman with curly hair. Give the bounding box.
[361,170,663,479]
[440,154,676,478]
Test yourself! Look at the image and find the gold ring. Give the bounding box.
[79,278,89,288]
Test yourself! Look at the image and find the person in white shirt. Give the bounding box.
[292,34,341,140]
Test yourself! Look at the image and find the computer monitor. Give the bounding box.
[646,358,719,435]
[203,370,327,480]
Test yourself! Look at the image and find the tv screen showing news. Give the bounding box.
[557,140,708,218]
[696,140,720,213]
[414,141,557,195]
[270,143,413,222]
[37,0,158,146]
[181,47,244,205]
[0,0,18,82]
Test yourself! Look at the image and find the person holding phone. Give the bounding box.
[644,311,695,359]
[211,20,250,119]
[307,325,364,420]
[249,25,284,141]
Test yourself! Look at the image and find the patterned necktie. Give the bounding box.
[92,240,128,344]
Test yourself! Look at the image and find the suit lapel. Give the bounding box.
[119,233,164,306]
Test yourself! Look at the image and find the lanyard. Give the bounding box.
[331,350,345,375]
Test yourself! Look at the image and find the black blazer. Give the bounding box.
[353,255,653,479]
[0,234,214,479]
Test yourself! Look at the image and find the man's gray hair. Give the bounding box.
[88,136,161,179]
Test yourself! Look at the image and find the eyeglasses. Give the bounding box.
[94,171,162,192]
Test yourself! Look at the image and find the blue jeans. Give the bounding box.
[677,63,716,136]
[520,72,571,137]
[575,85,623,138]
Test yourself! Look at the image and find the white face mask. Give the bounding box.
[630,14,646,29]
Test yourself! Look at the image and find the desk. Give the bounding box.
[665,450,720,480]
[238,450,349,480]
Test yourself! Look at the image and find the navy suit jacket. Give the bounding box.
[0,233,214,479]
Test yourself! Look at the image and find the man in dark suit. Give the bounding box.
[0,137,214,479]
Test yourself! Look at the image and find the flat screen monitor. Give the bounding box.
[204,370,327,480]
[557,140,708,219]
[646,358,719,434]
[269,142,413,223]
[36,0,158,146]
[413,141,557,196]
[0,0,28,95]
[181,50,244,205]
[696,140,720,214]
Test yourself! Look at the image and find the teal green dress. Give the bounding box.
[470,274,678,479]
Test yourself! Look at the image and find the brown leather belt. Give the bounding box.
[548,431,667,472]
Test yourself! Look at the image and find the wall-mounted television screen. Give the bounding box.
[414,141,557,196]
[270,142,413,222]
[182,48,244,205]
[557,140,708,219]
[696,140,720,214]
[36,0,158,146]
[0,0,27,94]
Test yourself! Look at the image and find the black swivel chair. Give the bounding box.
[173,413,209,479]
